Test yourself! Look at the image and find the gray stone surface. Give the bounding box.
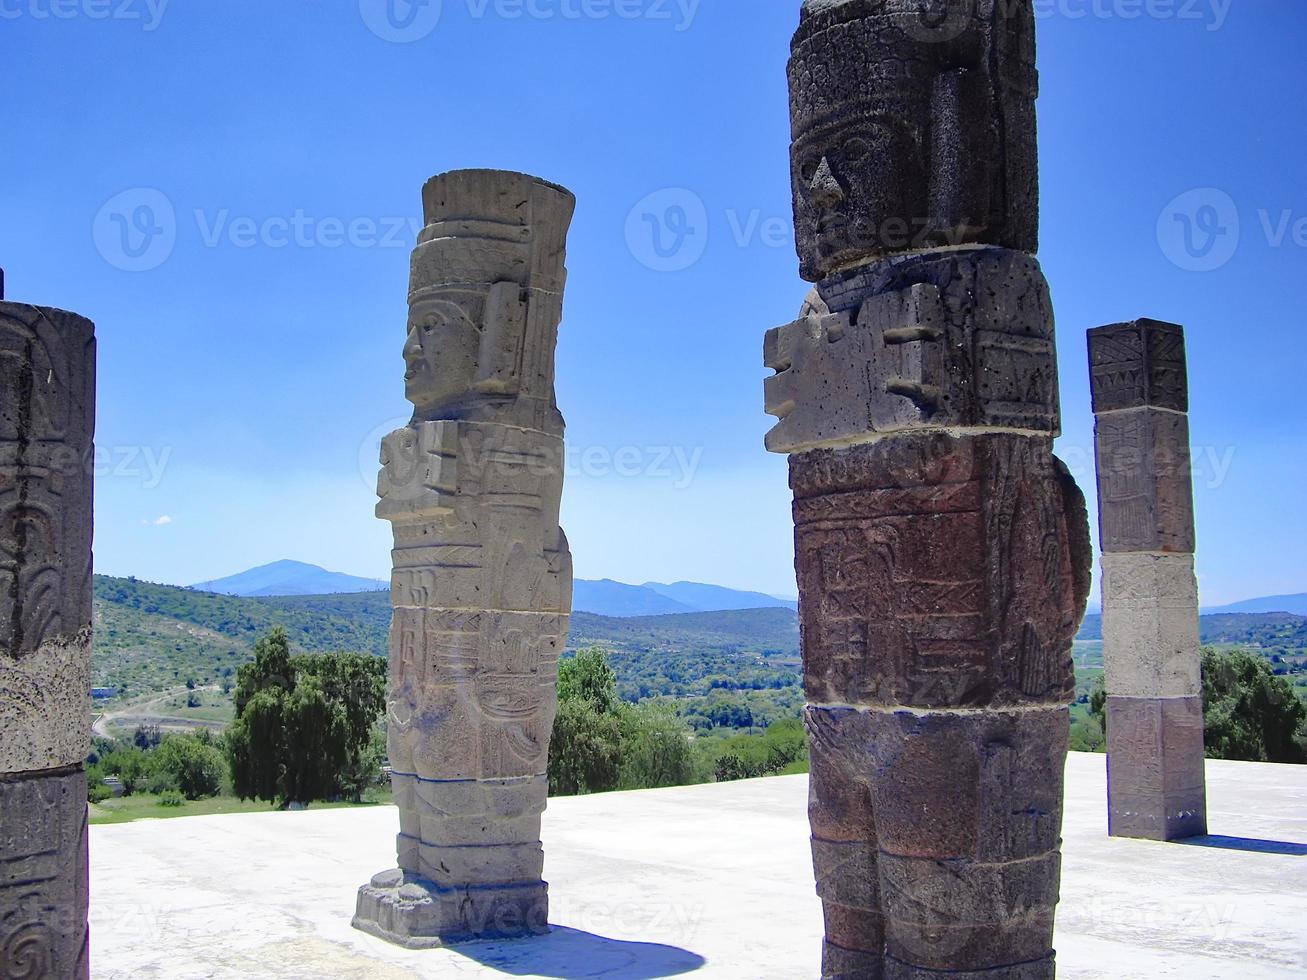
[765,249,1060,453]
[0,303,95,775]
[0,767,89,979]
[356,169,574,946]
[1100,553,1202,699]
[1094,408,1195,554]
[1088,318,1187,414]
[789,0,1040,281]
[1106,696,1208,841]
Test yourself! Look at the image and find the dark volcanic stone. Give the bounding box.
[1087,319,1188,414]
[789,0,1040,280]
[1094,407,1195,554]
[791,433,1089,709]
[0,767,89,980]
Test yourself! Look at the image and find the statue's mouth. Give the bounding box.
[404,361,423,382]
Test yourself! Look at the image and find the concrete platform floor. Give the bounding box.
[90,752,1307,979]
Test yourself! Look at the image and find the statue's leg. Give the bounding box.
[807,706,884,980]
[866,709,1068,980]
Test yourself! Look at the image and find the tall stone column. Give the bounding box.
[764,3,1092,978]
[0,299,96,979]
[354,170,574,948]
[1089,318,1206,841]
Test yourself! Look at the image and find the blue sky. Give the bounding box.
[3,0,1304,605]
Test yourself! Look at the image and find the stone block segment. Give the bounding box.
[0,301,95,980]
[1088,318,1187,414]
[1100,554,1201,699]
[765,249,1060,453]
[355,170,574,947]
[1106,696,1207,841]
[1094,408,1194,553]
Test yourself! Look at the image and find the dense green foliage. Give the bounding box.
[88,729,228,803]
[711,719,809,781]
[1201,648,1307,763]
[225,628,387,807]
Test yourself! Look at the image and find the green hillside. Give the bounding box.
[92,576,1305,711]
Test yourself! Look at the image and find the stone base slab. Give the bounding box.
[0,766,89,979]
[1107,696,1207,841]
[353,869,548,948]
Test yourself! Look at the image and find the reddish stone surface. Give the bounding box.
[791,432,1091,710]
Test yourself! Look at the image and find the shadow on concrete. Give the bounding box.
[451,926,706,978]
[1177,835,1307,856]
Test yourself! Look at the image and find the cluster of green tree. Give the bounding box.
[548,648,697,795]
[1075,648,1307,764]
[88,728,227,804]
[226,628,388,807]
[707,719,809,781]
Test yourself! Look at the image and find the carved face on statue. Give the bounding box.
[791,110,926,282]
[404,290,484,419]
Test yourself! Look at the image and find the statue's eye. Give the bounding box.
[800,159,820,182]
[845,138,870,162]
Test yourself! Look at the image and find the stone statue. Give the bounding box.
[1090,319,1206,841]
[354,170,574,947]
[765,3,1092,978]
[0,298,95,979]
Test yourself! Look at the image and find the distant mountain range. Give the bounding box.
[190,561,798,617]
[574,580,796,617]
[191,560,388,597]
[1204,593,1307,616]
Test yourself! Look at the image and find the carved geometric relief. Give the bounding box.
[1094,408,1195,553]
[1088,319,1187,414]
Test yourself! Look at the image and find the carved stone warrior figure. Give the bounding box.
[354,170,574,948]
[0,300,95,979]
[766,3,1092,978]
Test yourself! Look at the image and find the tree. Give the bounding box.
[225,628,387,807]
[549,647,624,796]
[1202,648,1307,764]
[153,734,226,800]
[618,703,694,791]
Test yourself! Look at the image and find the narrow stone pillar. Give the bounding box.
[354,170,574,948]
[1089,318,1206,841]
[765,3,1092,978]
[0,301,96,978]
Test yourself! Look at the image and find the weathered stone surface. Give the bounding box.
[406,169,572,436]
[1106,696,1207,841]
[1101,554,1201,699]
[789,0,1040,281]
[765,249,1059,453]
[0,303,95,774]
[792,433,1089,709]
[353,872,548,949]
[824,939,885,980]
[0,767,89,979]
[357,170,573,946]
[1088,318,1187,414]
[1094,408,1195,554]
[804,705,1068,974]
[885,953,1055,980]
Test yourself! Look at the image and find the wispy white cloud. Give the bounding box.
[140,515,174,526]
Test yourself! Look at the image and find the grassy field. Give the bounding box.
[88,789,393,825]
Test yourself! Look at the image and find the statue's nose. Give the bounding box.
[809,157,845,210]
[404,329,422,357]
